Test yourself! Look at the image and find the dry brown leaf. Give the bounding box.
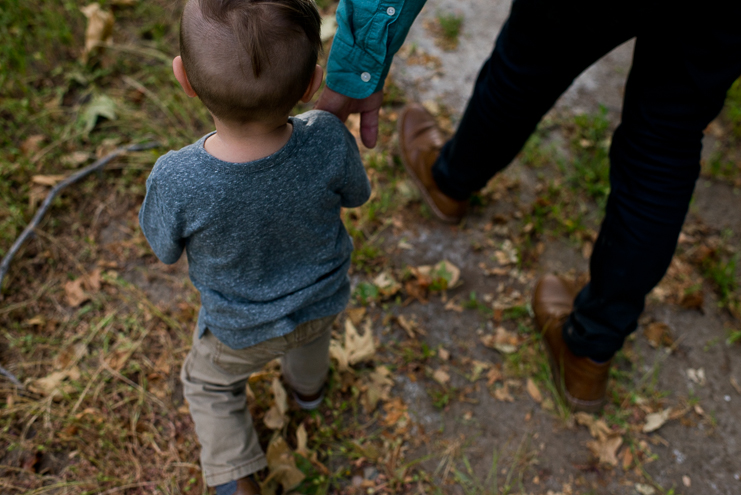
[587,434,623,467]
[28,367,80,397]
[635,483,656,495]
[438,347,450,361]
[526,378,543,403]
[264,436,305,492]
[85,268,102,291]
[643,408,671,433]
[345,307,366,327]
[25,316,46,327]
[80,4,114,63]
[643,322,673,348]
[469,360,490,382]
[621,448,633,470]
[493,383,514,402]
[682,475,691,487]
[345,320,375,365]
[397,314,425,338]
[61,151,91,167]
[296,423,309,457]
[382,397,408,427]
[373,271,401,297]
[329,339,349,372]
[362,365,394,413]
[480,326,524,354]
[486,365,503,385]
[21,135,45,155]
[64,278,89,307]
[32,175,67,187]
[679,291,704,312]
[574,412,612,439]
[264,378,288,430]
[433,368,450,386]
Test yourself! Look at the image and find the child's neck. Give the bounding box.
[204,116,293,163]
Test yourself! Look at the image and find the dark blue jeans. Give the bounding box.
[432,0,741,360]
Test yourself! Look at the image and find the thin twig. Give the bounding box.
[0,365,22,388]
[0,141,160,291]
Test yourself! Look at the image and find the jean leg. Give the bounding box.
[432,0,642,200]
[565,7,741,360]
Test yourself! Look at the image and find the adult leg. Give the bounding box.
[565,4,741,361]
[432,0,650,200]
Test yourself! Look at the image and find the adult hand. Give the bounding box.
[315,86,384,148]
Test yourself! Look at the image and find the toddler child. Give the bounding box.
[138,1,371,493]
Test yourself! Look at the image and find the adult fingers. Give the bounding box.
[360,107,380,148]
[314,87,351,121]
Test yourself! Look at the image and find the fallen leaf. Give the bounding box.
[382,397,408,427]
[574,412,613,440]
[397,314,425,338]
[345,307,366,327]
[345,320,375,365]
[643,322,672,349]
[587,434,623,467]
[32,175,67,187]
[679,291,704,312]
[80,4,114,63]
[264,378,288,430]
[682,475,691,487]
[433,368,450,386]
[480,326,524,354]
[469,360,490,382]
[444,298,463,312]
[85,268,102,291]
[621,448,633,470]
[486,365,503,385]
[64,278,89,307]
[21,135,45,155]
[438,347,450,361]
[25,316,46,327]
[295,424,309,457]
[635,483,656,495]
[493,383,513,402]
[686,368,706,386]
[264,436,305,492]
[526,378,542,403]
[373,271,401,297]
[362,365,394,413]
[81,94,117,135]
[61,151,91,167]
[643,408,672,433]
[28,367,80,397]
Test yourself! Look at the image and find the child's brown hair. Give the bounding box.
[180,0,322,123]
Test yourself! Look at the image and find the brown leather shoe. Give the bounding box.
[532,275,611,413]
[233,476,261,495]
[398,104,467,224]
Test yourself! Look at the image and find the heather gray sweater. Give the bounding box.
[139,110,370,349]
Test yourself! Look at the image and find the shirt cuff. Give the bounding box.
[326,36,388,100]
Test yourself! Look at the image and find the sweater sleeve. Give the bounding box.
[326,0,428,99]
[139,172,186,265]
[339,126,372,208]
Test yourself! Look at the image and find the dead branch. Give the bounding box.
[0,141,160,293]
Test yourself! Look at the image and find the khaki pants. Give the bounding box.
[181,315,336,486]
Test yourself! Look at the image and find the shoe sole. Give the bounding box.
[397,107,462,225]
[542,336,605,414]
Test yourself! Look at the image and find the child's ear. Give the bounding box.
[300,65,324,103]
[173,56,197,97]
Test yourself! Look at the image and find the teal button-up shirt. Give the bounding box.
[327,0,427,99]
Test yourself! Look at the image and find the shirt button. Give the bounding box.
[360,72,371,82]
[386,7,396,16]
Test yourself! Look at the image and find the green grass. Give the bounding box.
[436,12,464,48]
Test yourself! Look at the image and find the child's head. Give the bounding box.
[175,0,322,125]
